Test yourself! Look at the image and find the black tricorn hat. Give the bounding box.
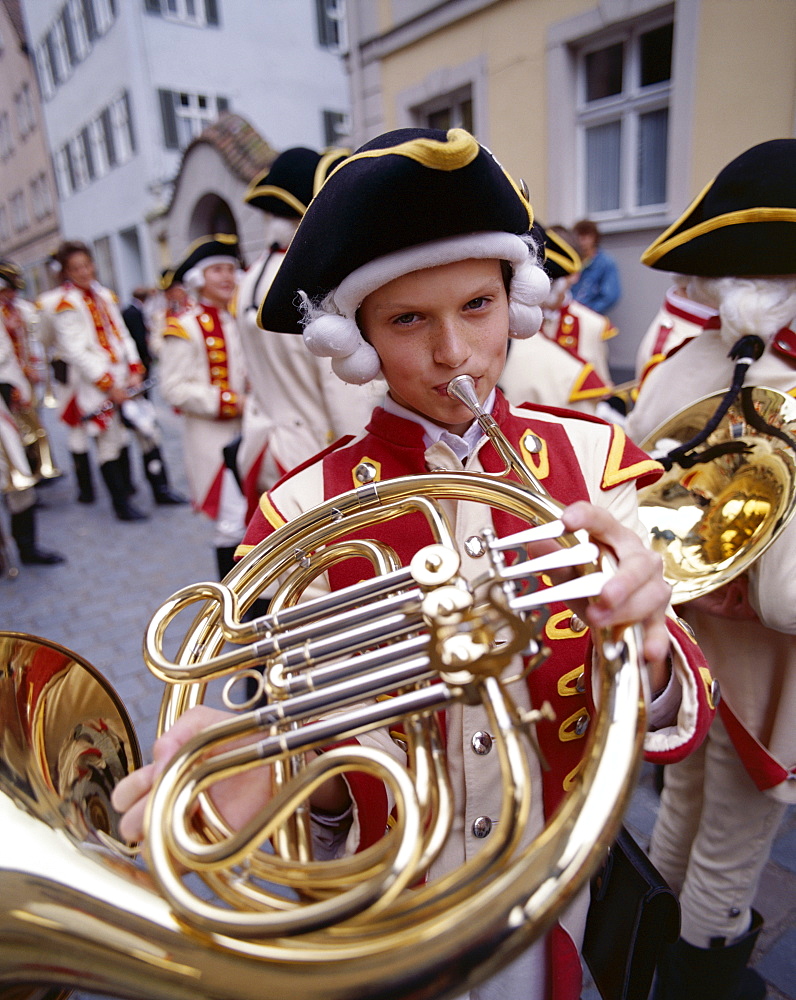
[642,138,796,276]
[258,127,534,334]
[531,223,581,281]
[0,259,24,290]
[172,234,242,284]
[244,147,321,218]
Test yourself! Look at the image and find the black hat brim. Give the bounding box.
[259,128,533,334]
[642,139,796,276]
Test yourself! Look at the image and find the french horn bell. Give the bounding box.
[637,386,796,602]
[1,377,648,1000]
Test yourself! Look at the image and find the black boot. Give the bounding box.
[119,445,136,495]
[653,910,766,1000]
[143,446,187,505]
[10,506,66,565]
[72,451,95,504]
[100,458,148,521]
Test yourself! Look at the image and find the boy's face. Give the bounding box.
[200,261,237,308]
[359,257,510,436]
[64,251,96,290]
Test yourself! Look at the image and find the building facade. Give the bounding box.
[343,0,796,378]
[0,0,62,296]
[19,0,350,301]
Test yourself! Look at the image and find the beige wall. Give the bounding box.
[688,0,796,194]
[377,0,562,218]
[357,0,796,376]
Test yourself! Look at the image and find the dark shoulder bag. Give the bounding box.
[582,826,680,1000]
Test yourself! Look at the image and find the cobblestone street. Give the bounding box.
[2,395,794,1000]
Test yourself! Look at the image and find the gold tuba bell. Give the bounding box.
[636,385,796,602]
[0,377,648,1000]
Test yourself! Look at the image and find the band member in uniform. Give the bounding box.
[114,128,716,1000]
[158,234,248,578]
[627,138,796,1000]
[235,146,381,519]
[0,261,43,394]
[51,242,184,519]
[0,312,64,566]
[500,225,617,416]
[634,275,720,387]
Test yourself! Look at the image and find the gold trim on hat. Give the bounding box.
[333,128,533,227]
[642,197,796,267]
[244,184,307,216]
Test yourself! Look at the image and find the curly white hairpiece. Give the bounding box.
[298,232,550,385]
[182,256,241,293]
[687,275,796,348]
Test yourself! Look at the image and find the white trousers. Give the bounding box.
[649,714,786,948]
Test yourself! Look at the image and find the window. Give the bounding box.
[88,116,111,175]
[322,109,348,147]
[415,86,474,134]
[49,18,72,84]
[109,91,136,162]
[30,173,54,221]
[145,0,220,26]
[315,0,344,50]
[14,84,37,139]
[0,112,13,159]
[93,0,116,34]
[70,134,91,188]
[66,0,92,61]
[576,19,672,219]
[54,146,75,198]
[158,88,228,149]
[35,42,56,100]
[10,190,29,233]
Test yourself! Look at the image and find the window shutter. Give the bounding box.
[158,89,179,149]
[62,10,78,66]
[123,91,136,153]
[144,0,162,13]
[216,95,229,115]
[63,143,77,191]
[101,106,116,166]
[81,126,95,179]
[45,31,60,85]
[81,0,98,41]
[204,0,220,26]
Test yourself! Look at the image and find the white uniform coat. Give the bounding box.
[235,249,382,509]
[627,328,796,801]
[51,281,143,429]
[159,301,246,516]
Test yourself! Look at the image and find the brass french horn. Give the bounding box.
[636,386,796,602]
[0,377,648,1000]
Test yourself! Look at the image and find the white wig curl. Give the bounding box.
[687,275,796,349]
[298,231,550,384]
[182,255,240,293]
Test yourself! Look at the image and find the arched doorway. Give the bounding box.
[189,193,237,241]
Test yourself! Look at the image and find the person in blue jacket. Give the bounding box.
[570,219,621,314]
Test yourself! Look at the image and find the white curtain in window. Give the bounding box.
[585,120,621,213]
[637,108,668,207]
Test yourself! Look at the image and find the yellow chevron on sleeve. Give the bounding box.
[601,424,662,489]
[55,298,75,313]
[164,317,190,339]
[601,321,618,340]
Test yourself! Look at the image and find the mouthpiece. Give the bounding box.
[446,375,486,419]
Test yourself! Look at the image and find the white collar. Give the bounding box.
[381,389,495,461]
